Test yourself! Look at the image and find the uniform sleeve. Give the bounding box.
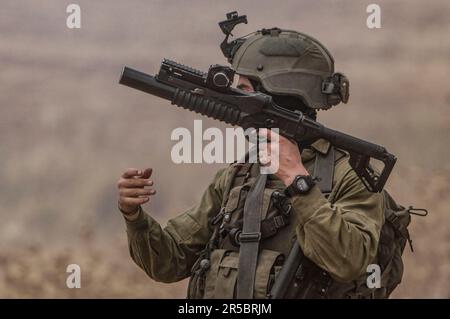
[124,167,229,283]
[292,158,384,282]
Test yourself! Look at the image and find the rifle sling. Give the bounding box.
[236,173,267,299]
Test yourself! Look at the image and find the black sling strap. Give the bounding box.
[314,146,335,194]
[236,173,267,299]
[270,146,336,299]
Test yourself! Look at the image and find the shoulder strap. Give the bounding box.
[220,163,253,207]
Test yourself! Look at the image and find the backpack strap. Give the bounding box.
[384,207,414,252]
[214,161,253,210]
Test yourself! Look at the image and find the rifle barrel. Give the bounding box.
[120,67,175,101]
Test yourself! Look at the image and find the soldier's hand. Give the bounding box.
[117,168,156,217]
[258,129,308,186]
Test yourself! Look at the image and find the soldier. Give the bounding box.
[116,29,387,298]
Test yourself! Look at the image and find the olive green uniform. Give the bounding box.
[124,139,384,296]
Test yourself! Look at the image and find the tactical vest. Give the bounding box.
[187,147,425,299]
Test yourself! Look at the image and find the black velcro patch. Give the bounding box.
[259,37,308,57]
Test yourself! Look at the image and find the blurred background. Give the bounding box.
[0,0,449,298]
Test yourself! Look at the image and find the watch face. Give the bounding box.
[296,177,309,192]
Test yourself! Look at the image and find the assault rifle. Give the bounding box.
[119,59,396,193]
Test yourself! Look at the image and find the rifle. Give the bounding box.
[119,59,396,193]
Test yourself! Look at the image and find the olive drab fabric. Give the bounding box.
[230,29,349,110]
[123,139,405,298]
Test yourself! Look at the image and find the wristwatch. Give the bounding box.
[285,175,315,197]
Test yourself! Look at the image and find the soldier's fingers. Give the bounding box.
[259,144,270,158]
[118,178,154,188]
[140,168,153,179]
[259,154,271,166]
[122,168,142,178]
[120,188,156,197]
[119,197,149,206]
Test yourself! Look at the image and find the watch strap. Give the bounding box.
[285,175,315,197]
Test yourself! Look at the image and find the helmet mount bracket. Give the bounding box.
[219,11,248,62]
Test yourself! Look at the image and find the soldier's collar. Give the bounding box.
[301,138,331,163]
[310,138,331,155]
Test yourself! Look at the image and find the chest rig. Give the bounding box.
[187,146,338,299]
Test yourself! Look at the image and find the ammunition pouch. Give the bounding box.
[203,249,284,298]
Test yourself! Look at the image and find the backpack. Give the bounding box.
[375,191,427,297]
[299,146,427,298]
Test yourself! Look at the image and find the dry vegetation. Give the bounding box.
[0,0,449,298]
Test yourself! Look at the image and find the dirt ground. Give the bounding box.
[0,0,449,298]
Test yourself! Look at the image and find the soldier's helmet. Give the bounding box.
[227,28,349,110]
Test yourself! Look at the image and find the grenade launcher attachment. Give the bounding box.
[119,59,396,193]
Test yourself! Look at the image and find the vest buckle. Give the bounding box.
[239,231,261,243]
